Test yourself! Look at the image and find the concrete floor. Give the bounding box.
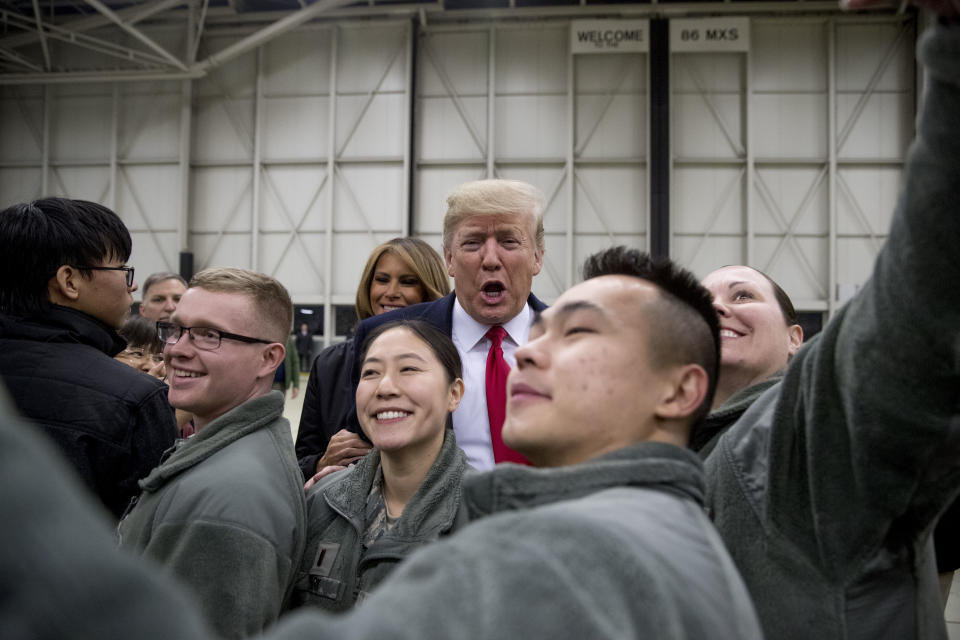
[947,572,960,639]
[284,372,960,636]
[280,374,306,441]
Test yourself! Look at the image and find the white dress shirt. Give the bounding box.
[450,299,535,470]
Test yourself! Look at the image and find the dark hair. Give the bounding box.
[359,319,463,385]
[118,315,164,353]
[359,320,463,431]
[759,271,798,326]
[141,272,187,300]
[0,198,132,317]
[581,246,720,432]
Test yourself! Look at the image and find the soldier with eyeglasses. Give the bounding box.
[118,267,307,639]
[0,197,178,520]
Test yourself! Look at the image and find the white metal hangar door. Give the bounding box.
[0,20,415,345]
[0,7,918,336]
[414,20,649,301]
[0,74,187,283]
[188,21,413,342]
[669,14,916,320]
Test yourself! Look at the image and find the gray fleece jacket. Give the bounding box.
[704,21,960,640]
[272,441,763,640]
[117,392,307,639]
[4,385,761,640]
[691,372,784,459]
[291,428,468,611]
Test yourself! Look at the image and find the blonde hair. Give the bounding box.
[442,179,546,254]
[354,238,451,321]
[189,267,293,344]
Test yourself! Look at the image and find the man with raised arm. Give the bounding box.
[696,10,960,638]
[0,5,956,639]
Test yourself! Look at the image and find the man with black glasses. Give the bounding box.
[118,267,306,639]
[0,197,177,519]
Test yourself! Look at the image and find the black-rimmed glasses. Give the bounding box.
[78,265,135,287]
[156,321,274,351]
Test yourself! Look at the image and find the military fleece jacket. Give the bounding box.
[691,373,783,459]
[0,305,176,518]
[704,21,960,640]
[3,401,760,640]
[117,392,307,639]
[272,442,763,640]
[0,382,215,640]
[291,428,467,611]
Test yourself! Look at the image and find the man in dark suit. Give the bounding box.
[295,322,313,372]
[349,179,547,470]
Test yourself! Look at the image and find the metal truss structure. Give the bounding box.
[0,0,858,85]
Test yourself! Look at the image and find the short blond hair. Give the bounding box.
[355,237,451,320]
[189,267,293,344]
[443,179,546,254]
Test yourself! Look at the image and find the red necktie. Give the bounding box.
[485,326,529,465]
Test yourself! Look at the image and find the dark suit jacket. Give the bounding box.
[345,291,548,432]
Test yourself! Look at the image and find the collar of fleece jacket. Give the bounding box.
[320,428,467,539]
[459,440,705,519]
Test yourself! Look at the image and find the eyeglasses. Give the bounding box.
[156,321,274,351]
[77,265,135,287]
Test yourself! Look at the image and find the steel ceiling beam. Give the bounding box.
[189,0,212,63]
[0,0,898,84]
[0,6,180,68]
[192,0,359,73]
[30,0,52,70]
[0,68,204,84]
[180,0,858,26]
[0,46,44,72]
[0,0,189,50]
[83,0,189,70]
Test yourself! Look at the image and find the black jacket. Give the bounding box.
[296,292,548,479]
[348,292,548,430]
[295,331,313,357]
[0,305,177,518]
[296,339,356,479]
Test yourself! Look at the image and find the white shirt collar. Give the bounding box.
[452,296,534,351]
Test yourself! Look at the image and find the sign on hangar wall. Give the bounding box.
[670,18,750,52]
[571,18,750,54]
[570,20,649,54]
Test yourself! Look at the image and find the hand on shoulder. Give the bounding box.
[304,465,347,491]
